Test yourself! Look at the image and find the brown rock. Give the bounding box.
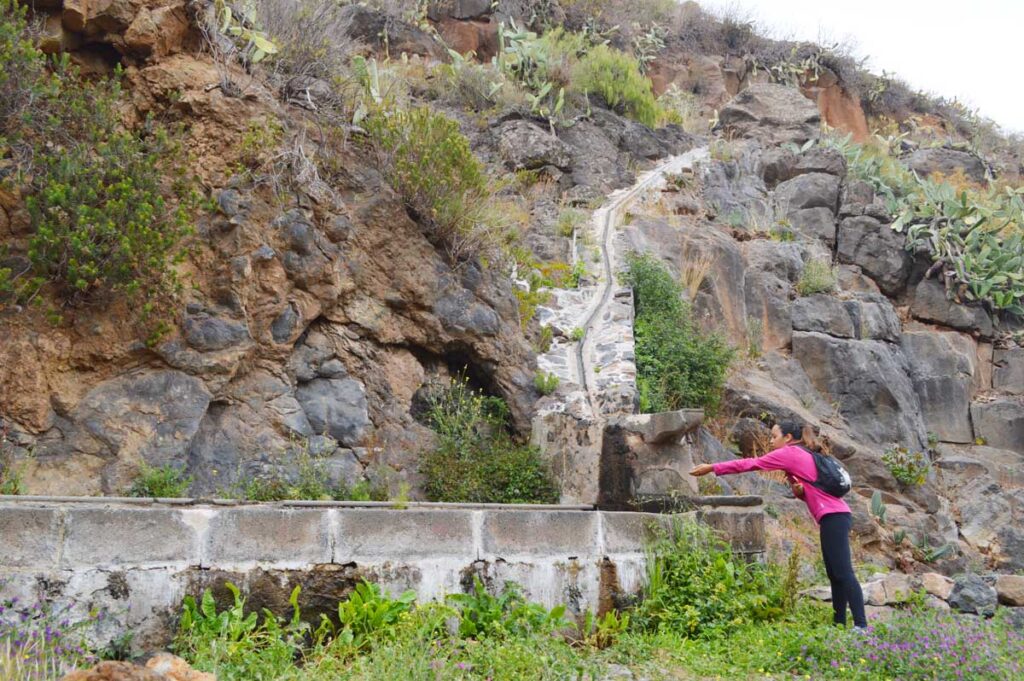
[124,4,190,58]
[996,574,1024,606]
[921,572,954,600]
[145,653,215,681]
[41,13,83,54]
[801,71,869,143]
[61,661,164,681]
[435,18,499,61]
[0,338,53,432]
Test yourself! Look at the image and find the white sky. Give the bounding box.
[702,0,1024,133]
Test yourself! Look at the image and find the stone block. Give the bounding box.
[0,505,63,568]
[921,572,954,600]
[617,409,703,444]
[62,507,197,567]
[481,511,598,558]
[601,512,672,553]
[204,508,330,566]
[993,348,1024,395]
[995,574,1024,606]
[971,399,1024,453]
[695,508,765,555]
[901,331,976,443]
[335,509,475,560]
[911,278,993,337]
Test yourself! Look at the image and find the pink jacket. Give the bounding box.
[711,444,851,523]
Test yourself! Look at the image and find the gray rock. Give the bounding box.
[745,271,793,352]
[495,120,572,171]
[427,0,492,20]
[794,147,847,177]
[993,348,1024,394]
[322,449,364,490]
[340,5,443,59]
[906,148,986,183]
[775,173,841,211]
[791,331,927,448]
[901,331,977,443]
[788,207,836,246]
[617,409,704,444]
[997,527,1024,572]
[839,179,874,217]
[72,370,211,466]
[183,314,250,352]
[288,342,331,383]
[271,305,299,344]
[217,188,247,217]
[701,157,770,222]
[911,278,994,337]
[434,288,500,336]
[836,216,910,296]
[296,377,370,446]
[948,573,997,616]
[791,295,855,338]
[252,244,276,261]
[971,399,1024,453]
[719,83,821,145]
[847,293,901,342]
[562,119,633,194]
[317,359,347,378]
[743,240,803,282]
[324,214,353,243]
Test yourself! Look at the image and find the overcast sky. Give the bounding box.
[703,0,1024,133]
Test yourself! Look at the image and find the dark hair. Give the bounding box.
[777,421,818,449]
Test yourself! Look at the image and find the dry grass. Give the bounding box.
[679,250,715,300]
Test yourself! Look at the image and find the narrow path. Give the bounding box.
[573,147,709,414]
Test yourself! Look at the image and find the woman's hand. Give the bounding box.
[791,481,805,499]
[689,463,715,477]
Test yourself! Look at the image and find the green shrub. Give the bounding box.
[881,445,930,487]
[420,378,558,504]
[533,370,560,395]
[624,253,734,415]
[127,462,193,498]
[324,580,416,651]
[796,260,837,296]
[572,43,662,127]
[364,106,498,262]
[0,5,195,312]
[636,517,786,637]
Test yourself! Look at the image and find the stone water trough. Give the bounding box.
[0,495,763,649]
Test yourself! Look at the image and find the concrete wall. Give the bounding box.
[0,497,763,649]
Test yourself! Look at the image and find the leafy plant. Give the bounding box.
[176,583,307,681]
[127,462,193,498]
[624,253,734,414]
[637,517,786,637]
[319,581,416,651]
[533,370,560,395]
[870,489,887,525]
[573,43,662,126]
[447,576,569,639]
[881,445,930,487]
[796,260,837,296]
[420,378,558,504]
[571,326,585,342]
[578,609,630,649]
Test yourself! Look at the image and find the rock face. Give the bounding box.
[948,574,998,616]
[905,148,987,183]
[295,377,370,446]
[993,348,1024,394]
[718,83,821,145]
[900,331,977,443]
[836,216,910,296]
[911,278,994,337]
[495,120,573,170]
[791,332,926,448]
[970,399,1024,453]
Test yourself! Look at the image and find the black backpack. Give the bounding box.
[797,446,852,498]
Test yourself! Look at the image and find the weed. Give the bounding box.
[796,260,837,296]
[127,462,193,498]
[882,446,930,487]
[533,371,560,395]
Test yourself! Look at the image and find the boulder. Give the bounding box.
[948,574,997,616]
[911,278,994,337]
[970,398,1024,453]
[996,574,1024,606]
[906,148,987,183]
[900,331,977,443]
[183,313,250,352]
[997,526,1024,572]
[788,207,836,246]
[495,120,572,171]
[719,83,821,145]
[791,332,927,448]
[775,173,841,212]
[791,294,855,338]
[993,348,1024,394]
[794,147,847,177]
[836,216,910,297]
[296,377,371,446]
[839,179,875,217]
[617,409,704,444]
[70,370,211,467]
[562,119,634,195]
[921,572,954,600]
[339,5,444,59]
[427,0,492,20]
[847,293,901,342]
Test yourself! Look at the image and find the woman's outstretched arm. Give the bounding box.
[690,448,795,477]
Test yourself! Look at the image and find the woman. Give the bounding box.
[689,421,867,629]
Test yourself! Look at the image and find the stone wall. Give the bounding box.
[0,497,764,650]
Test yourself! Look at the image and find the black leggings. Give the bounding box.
[819,512,867,627]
